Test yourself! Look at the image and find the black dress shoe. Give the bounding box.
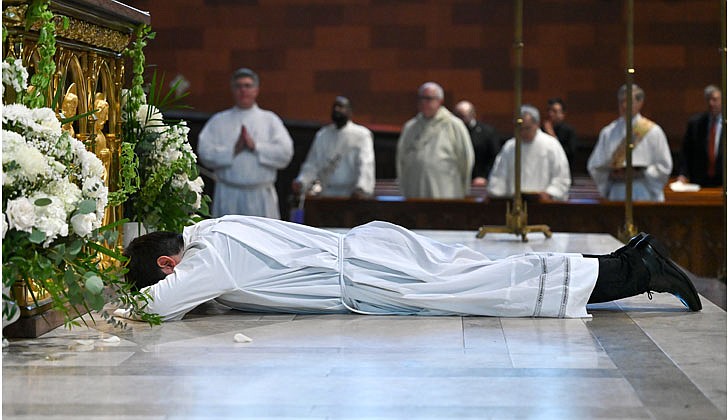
[634,235,702,311]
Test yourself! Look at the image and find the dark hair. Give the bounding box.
[123,231,185,291]
[547,97,566,111]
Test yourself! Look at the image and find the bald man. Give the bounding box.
[453,100,502,186]
[396,82,475,198]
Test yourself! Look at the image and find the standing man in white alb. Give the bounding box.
[587,84,672,201]
[292,96,375,198]
[197,68,294,218]
[396,82,474,199]
[487,105,572,201]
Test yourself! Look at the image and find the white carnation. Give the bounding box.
[2,103,33,127]
[1,130,26,163]
[13,144,51,182]
[70,213,96,237]
[47,180,82,213]
[5,197,36,233]
[30,108,62,138]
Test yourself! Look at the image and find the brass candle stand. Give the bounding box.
[476,0,551,243]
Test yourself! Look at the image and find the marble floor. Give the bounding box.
[3,232,726,419]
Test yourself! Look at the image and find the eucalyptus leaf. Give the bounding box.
[67,239,83,255]
[29,228,46,244]
[34,197,52,207]
[84,275,104,295]
[77,199,97,215]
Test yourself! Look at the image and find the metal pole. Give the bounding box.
[514,0,524,215]
[622,0,637,240]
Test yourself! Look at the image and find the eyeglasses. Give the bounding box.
[233,83,256,90]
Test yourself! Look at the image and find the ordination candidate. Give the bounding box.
[197,68,293,218]
[121,216,702,322]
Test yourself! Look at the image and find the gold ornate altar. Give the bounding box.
[2,0,150,337]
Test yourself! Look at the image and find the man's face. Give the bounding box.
[708,90,722,117]
[231,76,259,109]
[519,114,538,142]
[547,103,564,124]
[417,86,443,119]
[618,94,643,117]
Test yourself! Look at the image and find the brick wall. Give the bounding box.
[127,0,722,147]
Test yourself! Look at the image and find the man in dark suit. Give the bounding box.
[453,100,502,186]
[542,98,578,173]
[678,85,724,187]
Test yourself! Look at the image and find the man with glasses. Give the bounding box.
[396,82,474,199]
[198,68,294,218]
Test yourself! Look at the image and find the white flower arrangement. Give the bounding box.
[122,88,209,232]
[2,98,107,246]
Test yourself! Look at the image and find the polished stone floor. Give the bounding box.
[3,232,726,419]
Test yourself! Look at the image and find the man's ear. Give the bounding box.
[157,256,178,275]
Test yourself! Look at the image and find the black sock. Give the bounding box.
[587,249,650,304]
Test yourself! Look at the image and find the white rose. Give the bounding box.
[71,213,96,237]
[5,197,36,233]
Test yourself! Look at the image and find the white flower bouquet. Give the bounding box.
[2,58,160,327]
[121,80,209,232]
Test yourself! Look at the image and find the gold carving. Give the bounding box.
[60,82,78,137]
[2,5,28,27]
[53,15,131,52]
[3,5,131,52]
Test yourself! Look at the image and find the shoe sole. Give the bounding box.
[642,235,702,311]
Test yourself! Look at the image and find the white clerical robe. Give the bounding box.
[295,121,375,197]
[587,114,672,201]
[487,130,572,201]
[198,104,294,218]
[396,107,475,198]
[140,216,598,321]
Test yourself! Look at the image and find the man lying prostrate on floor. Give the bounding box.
[119,216,701,322]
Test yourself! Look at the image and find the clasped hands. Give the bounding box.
[234,125,256,155]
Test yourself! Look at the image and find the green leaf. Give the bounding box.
[67,239,83,255]
[77,199,97,215]
[34,197,52,206]
[84,275,104,294]
[29,228,46,244]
